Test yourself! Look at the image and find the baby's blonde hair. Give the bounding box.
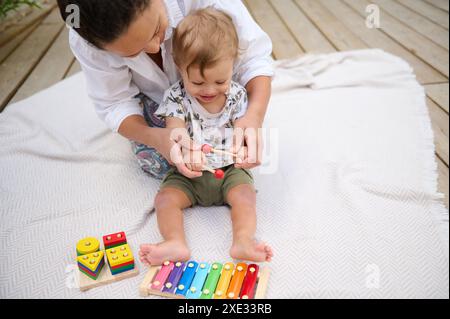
[172,7,239,77]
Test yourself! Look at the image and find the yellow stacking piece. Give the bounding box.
[106,244,134,267]
[76,237,100,256]
[77,251,104,272]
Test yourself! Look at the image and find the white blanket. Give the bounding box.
[0,49,448,298]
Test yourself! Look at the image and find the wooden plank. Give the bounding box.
[371,0,448,50]
[324,0,447,85]
[10,27,74,103]
[64,59,81,78]
[254,266,270,299]
[0,19,41,64]
[0,0,57,47]
[344,0,449,78]
[268,0,336,53]
[425,83,449,113]
[397,0,449,30]
[0,9,64,111]
[294,0,368,51]
[427,97,449,165]
[244,0,304,59]
[437,156,449,208]
[425,0,450,12]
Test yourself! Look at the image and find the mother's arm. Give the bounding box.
[233,75,272,169]
[69,29,201,178]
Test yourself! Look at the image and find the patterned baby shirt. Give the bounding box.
[155,80,248,169]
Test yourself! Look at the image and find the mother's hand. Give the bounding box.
[231,115,264,169]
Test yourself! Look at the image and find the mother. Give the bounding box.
[57,0,273,179]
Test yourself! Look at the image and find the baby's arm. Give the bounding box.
[165,117,205,172]
[155,84,205,177]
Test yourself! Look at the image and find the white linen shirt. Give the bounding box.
[69,0,274,132]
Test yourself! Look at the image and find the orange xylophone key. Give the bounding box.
[226,263,247,299]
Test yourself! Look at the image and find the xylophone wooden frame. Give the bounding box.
[139,263,270,299]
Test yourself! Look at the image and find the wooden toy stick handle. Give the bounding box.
[211,148,239,158]
[202,165,216,174]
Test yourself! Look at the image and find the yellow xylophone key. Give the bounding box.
[213,262,234,299]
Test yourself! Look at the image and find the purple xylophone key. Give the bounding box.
[162,262,185,294]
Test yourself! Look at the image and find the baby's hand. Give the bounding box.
[182,145,206,173]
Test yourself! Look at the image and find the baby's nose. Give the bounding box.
[202,87,217,95]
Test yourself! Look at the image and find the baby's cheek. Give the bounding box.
[218,85,228,95]
[183,83,197,96]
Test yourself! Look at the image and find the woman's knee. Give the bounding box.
[133,144,171,179]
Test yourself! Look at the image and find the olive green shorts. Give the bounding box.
[159,165,254,206]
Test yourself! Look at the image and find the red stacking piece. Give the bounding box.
[103,231,127,249]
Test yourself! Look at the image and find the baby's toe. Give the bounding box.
[255,241,267,251]
[139,244,154,254]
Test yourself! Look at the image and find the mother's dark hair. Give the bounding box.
[57,0,151,48]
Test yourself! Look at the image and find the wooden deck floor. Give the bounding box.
[0,0,448,207]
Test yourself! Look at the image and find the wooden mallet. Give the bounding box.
[201,144,238,158]
[202,165,225,179]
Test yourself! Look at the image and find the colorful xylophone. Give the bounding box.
[139,261,270,299]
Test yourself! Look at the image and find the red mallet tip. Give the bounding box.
[202,144,213,154]
[214,169,225,179]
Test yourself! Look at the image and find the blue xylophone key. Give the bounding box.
[186,262,210,299]
[175,261,198,296]
[162,261,185,294]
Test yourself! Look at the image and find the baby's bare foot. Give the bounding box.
[139,240,190,266]
[230,238,273,262]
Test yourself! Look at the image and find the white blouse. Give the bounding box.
[69,0,274,132]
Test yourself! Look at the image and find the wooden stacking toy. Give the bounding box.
[77,251,105,280]
[76,237,100,256]
[103,231,127,249]
[106,244,135,275]
[76,231,139,291]
[139,261,270,299]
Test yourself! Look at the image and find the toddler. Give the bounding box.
[139,8,273,265]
